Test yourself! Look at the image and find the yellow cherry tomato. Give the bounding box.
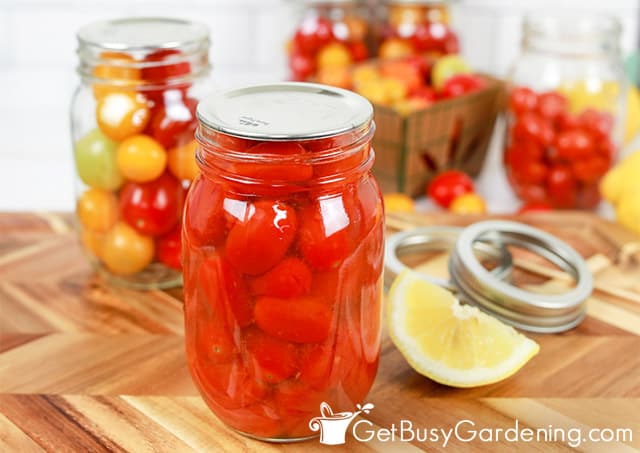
[101,222,154,275]
[96,91,151,142]
[317,42,353,69]
[389,5,425,28]
[384,193,415,213]
[92,52,141,99]
[168,139,199,181]
[77,188,119,232]
[382,78,408,104]
[316,66,352,89]
[116,134,167,182]
[449,193,487,214]
[81,229,106,258]
[352,65,380,88]
[379,38,414,60]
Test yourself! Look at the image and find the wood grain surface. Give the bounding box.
[1,212,639,452]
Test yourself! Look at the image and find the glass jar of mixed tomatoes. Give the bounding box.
[288,1,371,87]
[71,18,211,288]
[378,0,458,59]
[504,15,628,209]
[183,83,384,441]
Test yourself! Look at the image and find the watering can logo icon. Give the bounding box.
[309,402,375,445]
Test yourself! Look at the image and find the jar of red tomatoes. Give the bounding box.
[378,0,458,59]
[504,15,628,209]
[71,18,211,288]
[288,1,371,88]
[183,83,384,441]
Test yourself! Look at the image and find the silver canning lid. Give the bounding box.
[384,226,513,291]
[196,82,374,141]
[449,221,593,333]
[77,17,209,51]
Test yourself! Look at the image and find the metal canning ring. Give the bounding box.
[449,220,593,333]
[384,226,513,291]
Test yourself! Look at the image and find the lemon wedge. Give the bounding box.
[387,270,540,387]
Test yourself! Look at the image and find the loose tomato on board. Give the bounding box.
[226,200,297,275]
[120,172,184,237]
[156,224,182,270]
[249,257,312,298]
[427,170,474,208]
[254,296,332,343]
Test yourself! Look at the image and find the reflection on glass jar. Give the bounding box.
[71,18,212,288]
[288,1,372,87]
[378,0,458,60]
[183,83,384,441]
[504,15,628,210]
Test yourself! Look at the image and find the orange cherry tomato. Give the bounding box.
[116,135,167,182]
[101,222,154,275]
[77,188,118,232]
[92,52,141,99]
[81,228,105,258]
[96,91,151,141]
[254,296,332,343]
[449,193,486,214]
[225,200,297,275]
[168,139,200,181]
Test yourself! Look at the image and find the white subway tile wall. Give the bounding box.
[0,0,638,210]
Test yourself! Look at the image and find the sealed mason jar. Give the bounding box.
[378,0,458,59]
[504,15,628,209]
[183,83,384,441]
[71,18,211,288]
[288,0,371,87]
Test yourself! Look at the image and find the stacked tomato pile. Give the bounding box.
[505,87,616,209]
[288,14,369,82]
[183,134,383,439]
[74,50,199,276]
[378,3,458,60]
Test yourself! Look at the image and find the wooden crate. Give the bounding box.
[372,76,505,196]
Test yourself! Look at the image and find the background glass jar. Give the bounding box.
[71,18,211,288]
[504,15,628,209]
[377,0,458,60]
[183,83,384,441]
[288,0,372,87]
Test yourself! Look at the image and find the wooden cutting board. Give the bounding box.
[1,212,639,452]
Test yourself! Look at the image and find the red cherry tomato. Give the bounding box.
[440,74,485,98]
[411,86,437,103]
[546,166,577,208]
[254,296,332,343]
[536,91,568,121]
[507,150,548,185]
[572,156,609,184]
[298,197,354,271]
[294,16,334,54]
[348,41,368,62]
[184,177,226,247]
[289,51,317,80]
[578,108,614,140]
[245,328,297,384]
[156,224,182,269]
[508,87,538,116]
[297,343,334,390]
[411,22,459,54]
[554,129,595,161]
[515,184,547,204]
[512,112,554,147]
[249,257,312,298]
[141,49,192,104]
[576,184,601,209]
[148,97,198,149]
[120,172,184,237]
[427,170,474,208]
[517,202,553,214]
[226,200,297,275]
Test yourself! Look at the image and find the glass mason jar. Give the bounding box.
[288,0,371,87]
[504,15,628,209]
[378,0,458,60]
[183,83,384,441]
[71,18,211,288]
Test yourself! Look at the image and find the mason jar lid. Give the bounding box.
[196,82,374,141]
[77,17,209,51]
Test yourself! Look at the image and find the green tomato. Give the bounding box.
[74,128,123,190]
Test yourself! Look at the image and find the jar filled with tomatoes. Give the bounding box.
[288,1,371,88]
[378,0,458,60]
[71,18,211,288]
[504,15,628,209]
[183,83,384,441]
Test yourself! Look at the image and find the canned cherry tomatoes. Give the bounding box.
[71,18,211,288]
[183,83,384,441]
